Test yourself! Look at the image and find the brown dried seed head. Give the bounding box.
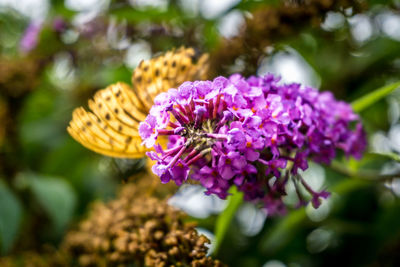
[61,183,225,266]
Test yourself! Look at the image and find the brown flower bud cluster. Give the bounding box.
[62,183,224,267]
[0,249,68,267]
[0,57,40,98]
[210,0,367,76]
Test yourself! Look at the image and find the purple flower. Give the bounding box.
[227,128,246,149]
[242,136,260,161]
[218,152,247,180]
[139,115,158,148]
[152,164,171,183]
[263,194,287,216]
[311,190,331,209]
[53,17,67,32]
[170,160,190,185]
[234,164,257,186]
[291,151,309,175]
[20,21,42,53]
[262,158,287,178]
[140,73,367,215]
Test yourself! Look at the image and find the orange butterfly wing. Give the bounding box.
[67,47,209,158]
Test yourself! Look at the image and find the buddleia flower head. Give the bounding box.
[139,73,367,215]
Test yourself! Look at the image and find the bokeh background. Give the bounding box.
[1,0,400,266]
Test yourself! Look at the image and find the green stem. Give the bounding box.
[213,186,243,256]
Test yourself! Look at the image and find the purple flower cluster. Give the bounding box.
[139,74,366,214]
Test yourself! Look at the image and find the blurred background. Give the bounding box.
[1,0,400,266]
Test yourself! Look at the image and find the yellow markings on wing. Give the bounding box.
[131,47,209,112]
[68,47,209,158]
[67,83,148,158]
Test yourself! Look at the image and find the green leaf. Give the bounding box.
[27,173,77,233]
[351,81,400,113]
[213,186,243,256]
[368,152,400,163]
[0,180,22,254]
[110,6,181,23]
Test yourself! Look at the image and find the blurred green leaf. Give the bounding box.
[0,180,22,254]
[110,6,181,23]
[214,186,243,256]
[368,152,400,163]
[351,81,400,113]
[235,0,280,10]
[27,173,77,233]
[52,0,76,18]
[203,21,219,49]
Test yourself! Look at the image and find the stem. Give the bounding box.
[166,145,186,168]
[213,94,221,119]
[171,109,189,125]
[292,178,307,207]
[161,145,184,160]
[158,129,175,135]
[205,133,228,140]
[195,112,203,128]
[184,104,194,121]
[185,148,211,165]
[213,186,243,256]
[208,99,214,118]
[184,149,199,163]
[168,121,179,128]
[299,174,316,194]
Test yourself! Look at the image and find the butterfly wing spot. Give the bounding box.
[68,83,149,158]
[126,136,132,144]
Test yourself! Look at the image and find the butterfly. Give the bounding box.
[67,47,209,158]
